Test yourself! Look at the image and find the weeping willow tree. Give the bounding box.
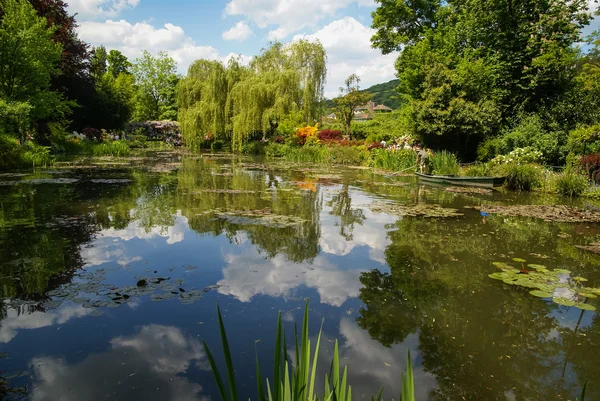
[177,58,248,149]
[177,40,327,151]
[230,40,327,151]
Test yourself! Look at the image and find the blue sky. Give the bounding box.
[66,0,598,98]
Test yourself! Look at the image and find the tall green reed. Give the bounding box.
[204,301,416,401]
[429,151,460,176]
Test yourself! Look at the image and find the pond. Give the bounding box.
[1,151,599,401]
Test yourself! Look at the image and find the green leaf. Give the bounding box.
[217,304,238,401]
[512,258,527,263]
[575,303,597,311]
[554,297,577,307]
[203,339,229,401]
[530,290,553,298]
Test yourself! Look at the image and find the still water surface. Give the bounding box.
[0,151,599,401]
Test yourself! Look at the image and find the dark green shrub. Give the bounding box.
[502,163,542,191]
[554,171,589,197]
[211,140,225,152]
[241,141,266,155]
[329,145,367,165]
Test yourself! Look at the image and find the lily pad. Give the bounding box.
[573,276,588,283]
[90,309,104,317]
[476,204,600,223]
[492,262,515,271]
[530,290,553,298]
[575,303,597,311]
[512,258,527,263]
[371,202,463,218]
[553,297,577,307]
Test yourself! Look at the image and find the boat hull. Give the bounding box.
[415,172,505,189]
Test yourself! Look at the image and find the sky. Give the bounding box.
[65,0,598,99]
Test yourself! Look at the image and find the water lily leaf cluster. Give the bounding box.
[371,202,464,218]
[477,205,600,223]
[489,261,599,311]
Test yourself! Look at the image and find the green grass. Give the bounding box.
[204,301,416,401]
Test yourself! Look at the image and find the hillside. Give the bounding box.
[326,79,401,110]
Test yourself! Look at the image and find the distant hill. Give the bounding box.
[326,79,401,110]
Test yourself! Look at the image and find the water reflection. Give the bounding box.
[218,248,363,306]
[0,152,599,401]
[29,325,207,401]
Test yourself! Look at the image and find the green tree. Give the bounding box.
[107,49,132,78]
[90,45,108,79]
[230,40,327,150]
[0,0,64,140]
[132,50,179,121]
[333,74,372,137]
[371,0,593,159]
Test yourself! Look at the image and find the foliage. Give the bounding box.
[479,115,568,164]
[553,171,589,197]
[352,108,413,142]
[107,49,132,78]
[501,163,543,191]
[204,301,416,401]
[580,153,600,183]
[329,145,369,165]
[90,45,108,79]
[230,41,327,151]
[491,147,544,166]
[242,141,269,155]
[369,149,415,171]
[132,50,179,122]
[371,0,593,160]
[430,151,460,175]
[333,74,373,136]
[569,124,600,154]
[317,129,342,141]
[461,163,494,177]
[211,140,225,153]
[92,140,131,157]
[295,123,319,145]
[178,42,326,151]
[0,0,64,139]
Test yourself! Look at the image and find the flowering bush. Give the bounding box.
[580,153,600,183]
[491,147,543,165]
[295,123,319,145]
[317,129,342,141]
[82,127,102,142]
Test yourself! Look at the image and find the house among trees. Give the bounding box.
[353,101,393,121]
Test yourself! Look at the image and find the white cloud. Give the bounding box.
[65,0,139,19]
[77,20,249,74]
[0,304,93,343]
[294,17,397,97]
[319,190,392,264]
[29,325,208,401]
[217,248,364,306]
[224,0,373,40]
[222,21,253,41]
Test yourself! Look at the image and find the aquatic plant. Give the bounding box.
[369,149,415,171]
[460,163,493,177]
[92,140,131,157]
[429,151,460,176]
[501,163,542,191]
[204,301,416,401]
[553,170,589,197]
[489,260,599,311]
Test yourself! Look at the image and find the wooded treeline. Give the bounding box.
[0,0,179,153]
[371,0,600,163]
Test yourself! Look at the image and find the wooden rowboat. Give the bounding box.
[415,172,505,189]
